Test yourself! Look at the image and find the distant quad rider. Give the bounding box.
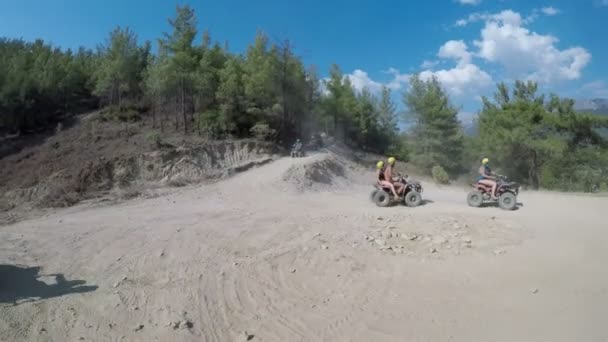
[376,160,399,198]
[291,139,303,157]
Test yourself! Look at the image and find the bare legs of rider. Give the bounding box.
[479,179,498,199]
[394,182,405,197]
[380,181,399,198]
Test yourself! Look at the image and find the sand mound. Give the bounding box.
[281,153,354,192]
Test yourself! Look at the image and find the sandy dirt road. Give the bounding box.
[1,153,608,342]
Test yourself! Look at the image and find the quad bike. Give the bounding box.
[467,175,520,210]
[370,174,423,207]
[308,134,324,151]
[290,146,305,158]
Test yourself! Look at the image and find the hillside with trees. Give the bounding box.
[1,4,608,196]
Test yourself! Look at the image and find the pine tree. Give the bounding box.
[404,74,464,174]
[94,27,146,110]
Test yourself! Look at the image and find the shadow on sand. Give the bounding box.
[478,201,524,210]
[0,264,97,306]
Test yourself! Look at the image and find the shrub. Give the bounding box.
[250,122,276,141]
[196,111,227,139]
[431,165,450,184]
[99,106,141,122]
[146,132,162,148]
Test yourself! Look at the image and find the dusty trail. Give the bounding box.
[1,152,607,342]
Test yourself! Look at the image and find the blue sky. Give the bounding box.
[1,0,608,122]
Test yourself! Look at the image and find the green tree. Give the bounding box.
[377,86,400,154]
[94,27,148,109]
[159,5,199,133]
[403,74,464,174]
[216,56,245,135]
[0,38,97,133]
[477,81,566,188]
[478,81,608,190]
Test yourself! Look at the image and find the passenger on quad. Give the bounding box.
[376,160,399,198]
[384,157,405,198]
[477,158,497,199]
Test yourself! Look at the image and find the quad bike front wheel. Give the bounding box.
[374,190,391,207]
[467,190,483,207]
[370,189,380,202]
[498,192,517,210]
[404,191,422,207]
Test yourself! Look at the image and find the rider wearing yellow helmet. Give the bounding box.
[383,156,404,198]
[375,159,399,198]
[478,157,497,198]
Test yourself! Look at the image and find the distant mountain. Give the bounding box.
[574,98,608,115]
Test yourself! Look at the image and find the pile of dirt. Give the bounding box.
[281,153,355,192]
[0,112,278,211]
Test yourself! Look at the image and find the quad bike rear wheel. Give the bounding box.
[404,191,422,207]
[498,192,517,210]
[374,190,391,207]
[467,190,483,207]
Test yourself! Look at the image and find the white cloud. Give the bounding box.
[473,11,591,83]
[455,19,468,27]
[385,68,410,90]
[438,40,472,65]
[420,40,493,98]
[321,68,410,95]
[541,6,560,16]
[456,9,538,27]
[345,69,383,92]
[456,0,481,5]
[420,64,493,97]
[581,81,608,98]
[456,10,523,27]
[319,78,330,96]
[420,60,438,69]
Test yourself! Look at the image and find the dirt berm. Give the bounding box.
[0,113,278,212]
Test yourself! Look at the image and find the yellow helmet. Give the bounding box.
[376,161,384,169]
[387,157,396,165]
[482,158,489,165]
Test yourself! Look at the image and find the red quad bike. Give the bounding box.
[370,174,423,207]
[467,175,520,210]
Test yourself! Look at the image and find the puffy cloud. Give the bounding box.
[438,40,471,65]
[420,40,493,98]
[473,11,591,83]
[541,7,560,16]
[420,64,493,97]
[344,69,410,92]
[345,69,383,92]
[320,68,410,95]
